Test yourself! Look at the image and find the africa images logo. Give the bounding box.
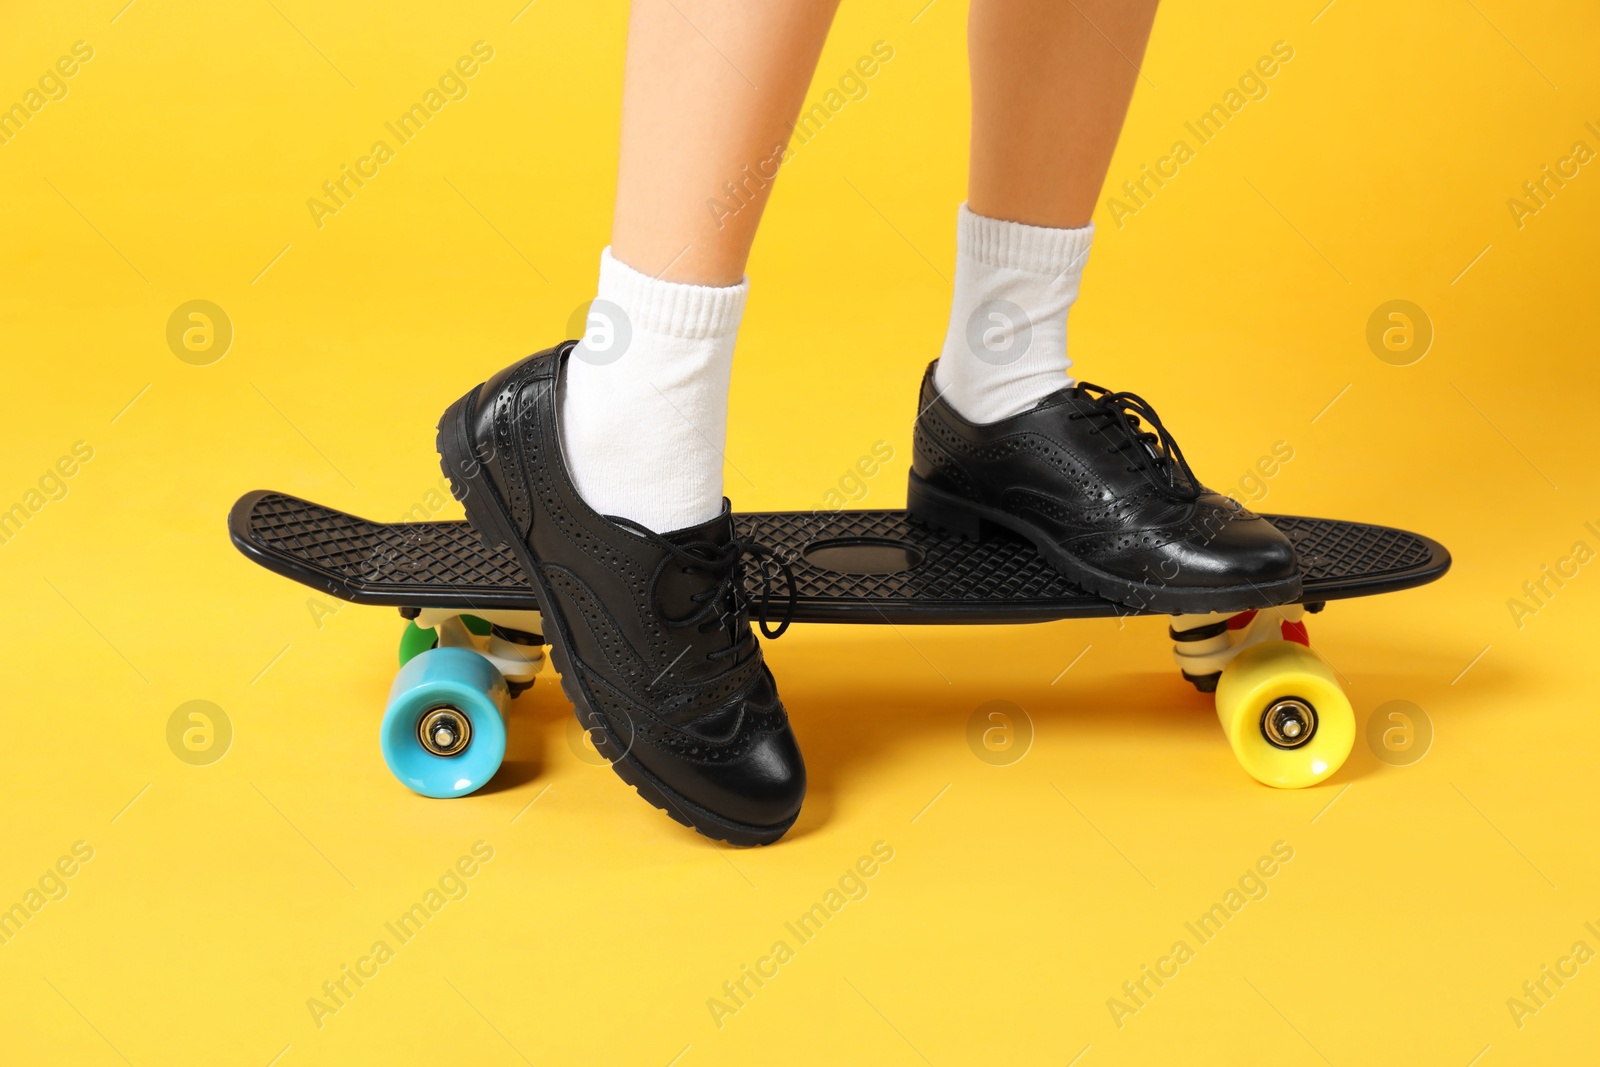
[305,42,496,230]
[1103,41,1295,229]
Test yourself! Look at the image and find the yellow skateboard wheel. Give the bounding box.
[1214,640,1353,788]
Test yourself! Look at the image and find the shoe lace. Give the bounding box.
[610,519,798,664]
[1067,382,1201,502]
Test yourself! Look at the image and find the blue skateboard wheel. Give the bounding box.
[380,647,508,798]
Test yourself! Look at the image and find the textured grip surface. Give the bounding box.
[231,491,1450,622]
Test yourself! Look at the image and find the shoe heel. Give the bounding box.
[906,472,993,541]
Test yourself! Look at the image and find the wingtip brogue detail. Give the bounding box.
[909,361,1302,614]
[437,343,804,845]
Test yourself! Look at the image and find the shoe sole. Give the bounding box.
[436,384,797,847]
[906,471,1302,615]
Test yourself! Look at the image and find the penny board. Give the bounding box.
[230,491,1450,624]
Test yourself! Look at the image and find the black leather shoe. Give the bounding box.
[909,363,1301,614]
[436,342,804,845]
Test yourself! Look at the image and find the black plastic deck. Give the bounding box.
[230,491,1450,624]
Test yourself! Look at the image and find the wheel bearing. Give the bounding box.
[418,706,472,757]
[1260,697,1317,749]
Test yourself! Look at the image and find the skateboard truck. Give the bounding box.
[404,608,546,696]
[1169,605,1310,692]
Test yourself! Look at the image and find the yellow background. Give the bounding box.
[4,0,1598,1063]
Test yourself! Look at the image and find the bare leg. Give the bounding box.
[968,0,1159,229]
[933,0,1160,423]
[563,1,839,532]
[611,0,841,285]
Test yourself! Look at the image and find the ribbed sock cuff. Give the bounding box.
[958,203,1095,277]
[598,247,749,340]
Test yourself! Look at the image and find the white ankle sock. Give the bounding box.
[561,248,746,532]
[933,203,1095,424]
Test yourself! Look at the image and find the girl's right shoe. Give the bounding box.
[437,342,805,846]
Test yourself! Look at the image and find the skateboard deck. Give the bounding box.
[230,490,1450,624]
